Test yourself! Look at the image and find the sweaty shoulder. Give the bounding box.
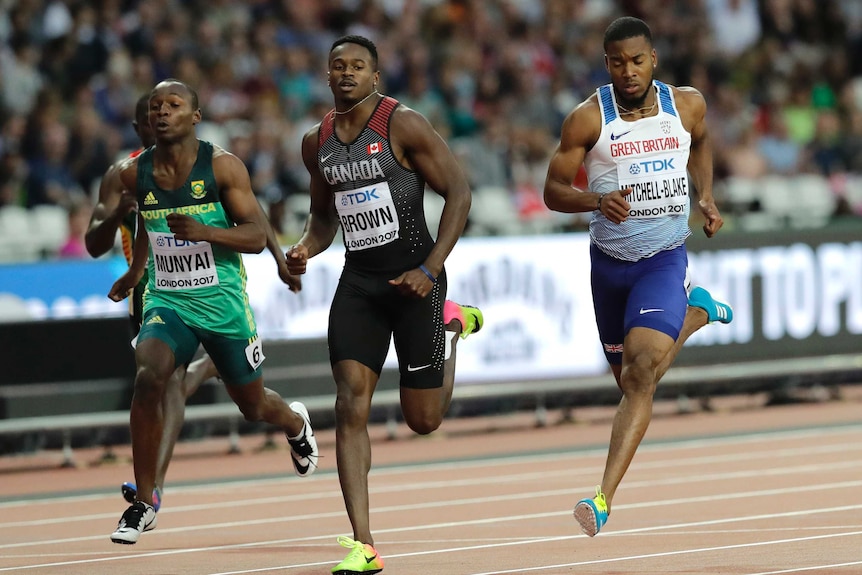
[210,144,253,194]
[388,104,437,168]
[116,154,140,191]
[212,144,246,172]
[560,94,602,151]
[571,93,602,123]
[302,122,323,147]
[212,143,238,161]
[301,121,323,167]
[390,104,433,142]
[670,85,706,130]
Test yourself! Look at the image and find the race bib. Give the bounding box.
[148,232,219,290]
[245,336,264,369]
[616,150,689,218]
[335,181,399,251]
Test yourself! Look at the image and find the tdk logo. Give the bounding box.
[341,188,379,206]
[156,236,199,247]
[629,158,676,175]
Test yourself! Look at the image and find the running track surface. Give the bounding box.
[2,388,861,575]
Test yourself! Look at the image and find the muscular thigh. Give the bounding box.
[198,330,263,386]
[392,270,447,390]
[591,244,630,364]
[137,307,199,369]
[591,244,688,364]
[328,269,395,375]
[624,245,688,340]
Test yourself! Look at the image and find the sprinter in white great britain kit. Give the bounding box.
[543,16,734,538]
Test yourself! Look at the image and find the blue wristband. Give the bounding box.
[419,264,437,283]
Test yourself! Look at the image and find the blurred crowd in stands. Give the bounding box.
[1,0,861,261]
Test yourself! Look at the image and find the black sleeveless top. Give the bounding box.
[317,96,433,275]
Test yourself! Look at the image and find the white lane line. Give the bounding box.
[2,501,862,571]
[3,423,861,511]
[2,438,861,526]
[1,459,861,538]
[460,531,862,575]
[743,562,862,575]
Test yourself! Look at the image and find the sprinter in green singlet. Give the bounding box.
[87,94,218,514]
[87,93,301,516]
[106,79,317,545]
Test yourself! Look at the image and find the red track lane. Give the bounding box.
[2,389,861,575]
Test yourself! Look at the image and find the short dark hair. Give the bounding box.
[133,94,149,126]
[603,17,652,50]
[151,78,200,110]
[330,35,379,70]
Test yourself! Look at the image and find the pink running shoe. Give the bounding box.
[443,301,484,339]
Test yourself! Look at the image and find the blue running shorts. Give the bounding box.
[590,243,688,364]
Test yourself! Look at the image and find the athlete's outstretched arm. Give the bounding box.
[544,99,599,211]
[678,87,722,238]
[287,125,340,275]
[392,107,470,280]
[86,159,137,257]
[107,163,148,301]
[257,199,301,292]
[108,211,149,302]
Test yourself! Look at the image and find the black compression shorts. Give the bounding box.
[328,267,448,389]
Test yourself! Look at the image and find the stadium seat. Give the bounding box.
[30,204,70,255]
[721,176,759,215]
[843,175,862,215]
[467,186,524,236]
[787,174,836,228]
[756,175,792,225]
[717,176,785,231]
[282,193,311,240]
[0,293,33,322]
[0,206,40,262]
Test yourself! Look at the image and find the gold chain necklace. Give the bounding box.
[333,90,380,116]
[617,99,657,116]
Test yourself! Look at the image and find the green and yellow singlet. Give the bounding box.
[135,140,257,337]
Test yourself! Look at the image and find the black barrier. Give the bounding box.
[679,223,862,366]
[0,317,136,419]
[4,225,862,390]
[0,317,135,385]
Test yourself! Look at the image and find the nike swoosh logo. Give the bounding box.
[639,308,664,314]
[365,554,378,564]
[407,363,431,372]
[610,130,632,141]
[321,152,333,162]
[292,458,310,475]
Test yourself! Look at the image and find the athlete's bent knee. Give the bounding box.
[234,401,264,422]
[133,366,168,403]
[403,412,442,435]
[334,394,371,428]
[621,354,659,396]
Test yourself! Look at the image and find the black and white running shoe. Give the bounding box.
[286,401,319,477]
[111,501,157,544]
